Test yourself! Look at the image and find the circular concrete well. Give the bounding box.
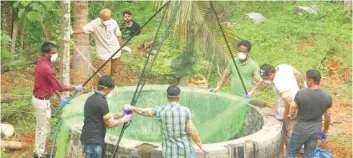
[61,85,283,158]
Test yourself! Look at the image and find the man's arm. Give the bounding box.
[126,105,155,117]
[117,35,124,46]
[289,101,298,119]
[186,120,203,149]
[248,71,263,95]
[293,68,301,88]
[73,28,84,34]
[215,67,232,91]
[323,108,332,133]
[103,113,127,128]
[281,90,293,118]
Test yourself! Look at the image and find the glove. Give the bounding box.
[122,46,132,54]
[245,93,252,99]
[122,114,133,122]
[122,104,132,114]
[208,88,218,93]
[75,85,84,92]
[60,96,68,105]
[201,148,207,154]
[319,131,327,142]
[274,112,283,120]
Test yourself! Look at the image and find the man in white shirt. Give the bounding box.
[74,8,129,82]
[251,63,301,150]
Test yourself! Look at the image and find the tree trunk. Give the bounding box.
[344,0,352,17]
[2,1,13,38]
[19,11,27,53]
[60,0,71,89]
[72,1,91,86]
[10,18,19,55]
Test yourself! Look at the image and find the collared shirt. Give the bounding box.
[33,57,65,98]
[81,92,110,147]
[82,18,122,61]
[152,102,194,158]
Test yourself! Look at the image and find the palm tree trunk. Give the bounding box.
[72,1,91,86]
[60,0,71,88]
[19,11,27,54]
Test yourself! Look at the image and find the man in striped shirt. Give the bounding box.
[123,85,205,158]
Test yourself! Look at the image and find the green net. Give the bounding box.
[55,85,248,156]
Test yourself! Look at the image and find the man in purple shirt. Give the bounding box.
[32,42,84,158]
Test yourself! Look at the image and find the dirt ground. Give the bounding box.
[1,59,352,158]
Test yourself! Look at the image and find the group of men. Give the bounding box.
[32,8,332,158]
[208,40,332,157]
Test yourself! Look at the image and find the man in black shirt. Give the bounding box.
[286,70,332,158]
[80,75,132,158]
[121,10,141,42]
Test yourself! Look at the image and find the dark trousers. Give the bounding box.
[286,133,320,158]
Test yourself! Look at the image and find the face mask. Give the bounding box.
[238,52,247,60]
[263,80,272,84]
[102,19,113,26]
[106,92,113,99]
[51,53,58,62]
[304,81,308,88]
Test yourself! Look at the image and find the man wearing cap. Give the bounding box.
[286,69,332,157]
[80,75,132,158]
[32,42,84,158]
[123,85,205,158]
[208,40,262,97]
[253,63,301,150]
[73,8,131,82]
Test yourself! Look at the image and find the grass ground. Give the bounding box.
[1,1,351,158]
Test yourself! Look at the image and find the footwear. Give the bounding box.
[33,153,39,158]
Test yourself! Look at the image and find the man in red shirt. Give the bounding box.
[32,42,84,158]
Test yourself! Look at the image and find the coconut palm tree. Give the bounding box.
[159,1,240,78]
[71,1,91,85]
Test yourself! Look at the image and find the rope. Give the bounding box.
[111,1,180,157]
[70,40,102,77]
[210,1,248,96]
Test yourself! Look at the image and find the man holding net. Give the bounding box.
[208,40,262,97]
[32,42,84,158]
[80,76,132,158]
[123,85,205,158]
[251,63,302,152]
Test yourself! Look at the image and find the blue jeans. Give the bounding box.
[83,144,103,158]
[286,133,320,158]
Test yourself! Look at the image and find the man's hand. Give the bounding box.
[60,96,68,105]
[122,104,132,114]
[122,46,132,54]
[245,93,252,99]
[208,88,218,93]
[121,114,133,122]
[201,148,207,154]
[319,131,327,142]
[75,85,84,92]
[113,113,123,119]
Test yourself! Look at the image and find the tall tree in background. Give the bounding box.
[72,1,91,85]
[60,0,70,87]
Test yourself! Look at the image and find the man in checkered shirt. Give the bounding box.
[123,85,205,158]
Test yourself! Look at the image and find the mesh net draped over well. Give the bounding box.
[55,85,248,157]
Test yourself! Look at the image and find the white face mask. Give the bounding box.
[102,19,113,26]
[263,80,272,84]
[238,52,247,60]
[51,53,58,62]
[106,92,113,99]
